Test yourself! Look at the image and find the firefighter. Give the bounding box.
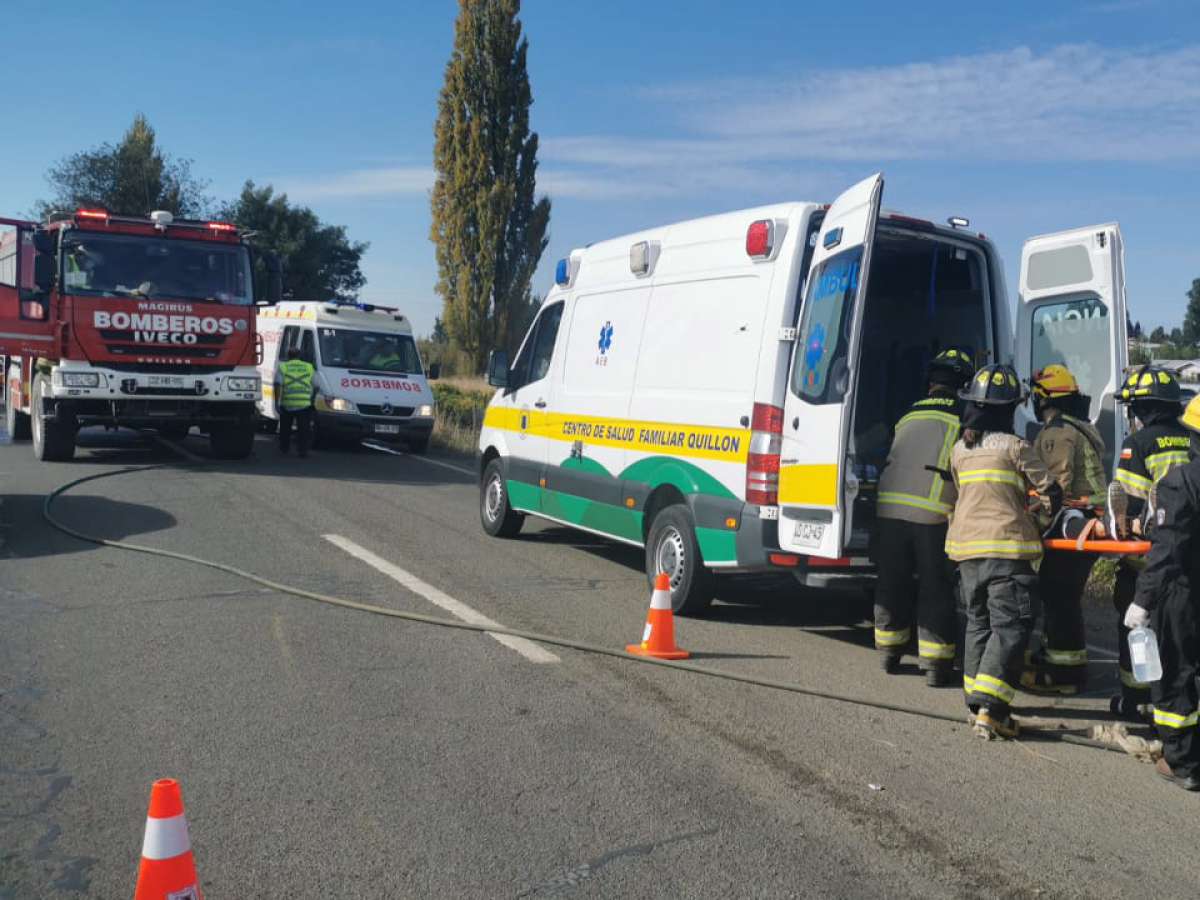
[1108,366,1191,718]
[1022,364,1107,695]
[872,347,975,686]
[948,364,1060,740]
[276,346,316,457]
[1127,394,1200,790]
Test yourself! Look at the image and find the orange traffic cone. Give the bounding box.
[134,778,202,900]
[626,572,690,660]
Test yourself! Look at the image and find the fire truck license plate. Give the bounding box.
[794,523,825,548]
[148,376,185,388]
[374,424,400,434]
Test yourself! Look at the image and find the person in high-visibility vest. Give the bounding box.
[872,347,975,687]
[1109,366,1191,719]
[948,364,1060,740]
[1128,394,1200,791]
[1022,364,1107,696]
[276,346,316,457]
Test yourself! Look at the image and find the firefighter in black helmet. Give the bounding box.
[947,364,1060,740]
[1108,366,1191,719]
[872,348,974,686]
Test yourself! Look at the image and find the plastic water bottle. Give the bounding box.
[1128,626,1163,684]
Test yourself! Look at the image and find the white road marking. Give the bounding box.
[322,533,559,664]
[360,440,475,477]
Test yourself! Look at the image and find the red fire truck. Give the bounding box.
[0,208,280,460]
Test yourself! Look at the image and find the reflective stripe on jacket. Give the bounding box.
[1035,414,1107,506]
[876,395,962,525]
[279,359,315,410]
[946,432,1055,562]
[1116,423,1192,500]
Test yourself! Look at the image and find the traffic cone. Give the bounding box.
[626,573,690,660]
[134,778,202,900]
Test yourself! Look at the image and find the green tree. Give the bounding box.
[1183,279,1200,345]
[35,114,209,219]
[220,182,367,302]
[1150,326,1168,343]
[430,0,551,373]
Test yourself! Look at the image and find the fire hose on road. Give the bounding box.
[41,455,1140,758]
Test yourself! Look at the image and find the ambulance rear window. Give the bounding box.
[792,247,862,404]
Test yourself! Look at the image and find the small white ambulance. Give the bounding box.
[478,173,1128,613]
[257,301,437,451]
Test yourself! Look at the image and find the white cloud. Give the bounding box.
[272,43,1200,204]
[279,166,434,200]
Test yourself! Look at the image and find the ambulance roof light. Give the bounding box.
[947,216,970,230]
[555,258,569,286]
[746,219,774,259]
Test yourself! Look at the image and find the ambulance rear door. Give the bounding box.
[0,219,57,357]
[1015,224,1128,471]
[776,173,884,558]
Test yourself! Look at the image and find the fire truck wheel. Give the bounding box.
[5,387,30,441]
[209,422,255,459]
[30,375,76,462]
[645,504,715,616]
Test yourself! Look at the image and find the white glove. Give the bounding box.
[1124,604,1151,630]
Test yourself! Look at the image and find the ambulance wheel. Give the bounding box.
[646,504,714,616]
[210,422,255,459]
[5,389,30,440]
[30,376,75,462]
[481,459,524,538]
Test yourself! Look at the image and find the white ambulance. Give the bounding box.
[257,301,437,451]
[477,174,1128,613]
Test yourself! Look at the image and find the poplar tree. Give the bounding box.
[430,0,551,373]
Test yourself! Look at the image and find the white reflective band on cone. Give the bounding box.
[142,813,191,861]
[649,588,672,611]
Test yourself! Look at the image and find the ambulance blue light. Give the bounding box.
[555,258,569,286]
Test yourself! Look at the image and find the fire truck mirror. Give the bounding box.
[32,252,54,293]
[264,251,283,305]
[31,231,55,255]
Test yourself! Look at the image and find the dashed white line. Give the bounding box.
[360,440,475,477]
[322,533,559,664]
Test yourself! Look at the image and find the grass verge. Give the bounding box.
[430,382,492,456]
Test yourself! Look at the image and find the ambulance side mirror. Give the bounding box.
[487,350,509,388]
[427,363,441,381]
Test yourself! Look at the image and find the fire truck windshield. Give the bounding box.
[60,232,253,305]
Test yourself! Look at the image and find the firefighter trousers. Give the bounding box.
[961,558,1039,719]
[1033,548,1092,686]
[872,518,957,669]
[1113,561,1152,703]
[1151,588,1200,779]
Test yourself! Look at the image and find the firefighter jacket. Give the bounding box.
[1134,457,1200,613]
[1115,421,1191,501]
[1034,413,1107,506]
[278,359,316,411]
[876,394,962,525]
[946,432,1055,562]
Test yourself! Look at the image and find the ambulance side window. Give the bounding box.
[299,329,316,364]
[280,326,299,358]
[510,301,564,392]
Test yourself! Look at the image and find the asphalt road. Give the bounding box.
[0,427,1193,898]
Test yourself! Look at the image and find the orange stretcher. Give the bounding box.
[1043,538,1151,555]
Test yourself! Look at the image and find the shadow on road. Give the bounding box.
[3,493,177,559]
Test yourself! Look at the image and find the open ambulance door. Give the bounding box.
[1015,223,1128,472]
[776,173,884,559]
[0,218,57,357]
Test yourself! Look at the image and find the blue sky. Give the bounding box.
[5,0,1198,336]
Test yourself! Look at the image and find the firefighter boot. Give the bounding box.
[1107,480,1130,540]
[1156,757,1200,792]
[880,652,902,675]
[925,663,954,688]
[974,708,1021,741]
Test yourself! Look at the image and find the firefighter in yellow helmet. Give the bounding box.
[872,348,975,686]
[1108,366,1191,719]
[948,364,1060,740]
[1127,395,1200,790]
[1022,363,1107,696]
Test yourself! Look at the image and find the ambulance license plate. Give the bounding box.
[374,423,400,435]
[794,522,825,548]
[148,375,185,388]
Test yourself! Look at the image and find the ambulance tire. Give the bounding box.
[209,422,255,459]
[481,458,524,538]
[646,504,715,616]
[5,387,30,440]
[31,376,75,462]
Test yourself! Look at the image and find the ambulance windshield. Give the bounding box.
[61,232,253,305]
[318,328,423,375]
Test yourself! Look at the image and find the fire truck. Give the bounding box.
[0,208,281,460]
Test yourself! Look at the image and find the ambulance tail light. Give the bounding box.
[746,220,774,259]
[746,402,783,506]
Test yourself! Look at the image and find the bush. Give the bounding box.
[431,382,493,454]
